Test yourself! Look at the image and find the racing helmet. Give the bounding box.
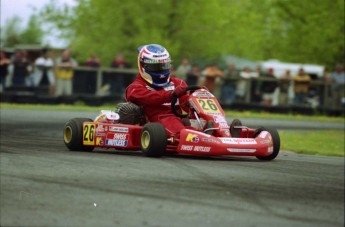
[137,44,172,87]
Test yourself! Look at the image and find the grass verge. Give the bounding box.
[280,130,344,157]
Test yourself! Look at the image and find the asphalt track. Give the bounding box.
[0,109,344,227]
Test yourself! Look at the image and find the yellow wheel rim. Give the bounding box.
[64,126,72,143]
[141,131,150,149]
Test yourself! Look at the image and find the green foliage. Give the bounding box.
[1,15,44,47]
[20,15,44,45]
[36,0,344,67]
[1,16,23,47]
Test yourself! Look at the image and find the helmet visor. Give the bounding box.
[141,61,172,73]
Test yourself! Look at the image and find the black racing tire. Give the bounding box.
[140,123,167,157]
[254,127,280,161]
[63,118,94,152]
[230,119,242,138]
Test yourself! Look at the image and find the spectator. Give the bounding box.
[185,64,201,86]
[85,54,101,68]
[278,69,293,105]
[330,64,345,108]
[111,52,130,68]
[11,50,31,86]
[236,66,252,102]
[318,68,332,108]
[251,66,263,103]
[293,68,311,106]
[107,52,131,97]
[54,49,78,97]
[0,51,11,92]
[82,54,101,94]
[200,63,224,97]
[221,64,240,104]
[32,48,55,96]
[259,68,279,106]
[175,58,191,81]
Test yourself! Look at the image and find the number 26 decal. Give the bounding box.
[197,99,220,113]
[83,123,95,145]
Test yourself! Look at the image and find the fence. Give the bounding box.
[1,66,344,115]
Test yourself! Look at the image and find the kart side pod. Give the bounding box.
[177,129,278,158]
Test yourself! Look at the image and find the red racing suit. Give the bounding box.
[125,74,189,136]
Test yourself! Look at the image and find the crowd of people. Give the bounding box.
[0,48,344,109]
[173,59,345,109]
[0,48,78,97]
[0,49,131,97]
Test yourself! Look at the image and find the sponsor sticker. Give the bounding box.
[181,145,193,151]
[219,138,238,144]
[106,139,128,147]
[202,138,220,144]
[237,139,257,145]
[186,133,199,143]
[192,90,214,97]
[220,138,256,144]
[112,133,128,140]
[180,145,211,152]
[97,124,104,132]
[164,85,175,91]
[193,146,211,152]
[109,126,129,133]
[96,138,104,145]
[213,115,227,123]
[268,146,274,153]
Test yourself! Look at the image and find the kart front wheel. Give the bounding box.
[254,127,280,161]
[140,123,167,157]
[63,118,94,152]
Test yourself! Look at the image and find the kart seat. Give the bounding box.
[115,102,145,125]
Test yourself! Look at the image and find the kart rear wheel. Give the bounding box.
[140,123,167,157]
[254,127,280,161]
[63,118,94,152]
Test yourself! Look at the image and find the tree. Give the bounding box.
[20,15,44,45]
[1,16,22,48]
[38,0,344,68]
[1,15,44,48]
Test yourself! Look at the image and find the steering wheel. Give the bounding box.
[171,85,204,118]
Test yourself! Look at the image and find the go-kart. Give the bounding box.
[63,86,280,161]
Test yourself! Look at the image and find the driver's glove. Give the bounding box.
[173,86,187,97]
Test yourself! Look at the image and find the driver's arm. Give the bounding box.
[126,83,174,106]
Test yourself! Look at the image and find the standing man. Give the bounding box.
[54,49,78,97]
[33,48,55,96]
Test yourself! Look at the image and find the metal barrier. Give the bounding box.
[72,66,138,97]
[62,66,345,110]
[1,66,344,114]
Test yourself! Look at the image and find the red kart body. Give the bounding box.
[67,88,279,160]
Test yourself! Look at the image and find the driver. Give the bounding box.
[125,44,189,136]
